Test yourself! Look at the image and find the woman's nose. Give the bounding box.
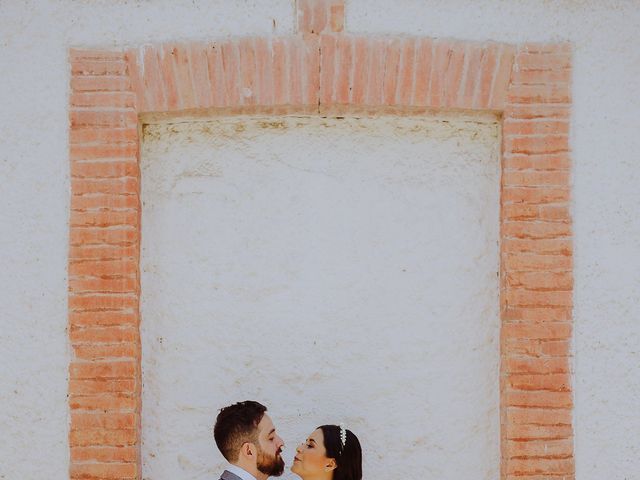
[296,443,303,453]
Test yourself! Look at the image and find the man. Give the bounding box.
[214,401,285,480]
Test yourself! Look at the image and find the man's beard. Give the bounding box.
[256,447,285,477]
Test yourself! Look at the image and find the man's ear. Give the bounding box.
[324,458,337,472]
[239,442,256,459]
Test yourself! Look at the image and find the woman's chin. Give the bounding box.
[290,463,300,475]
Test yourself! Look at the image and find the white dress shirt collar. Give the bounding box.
[227,464,258,480]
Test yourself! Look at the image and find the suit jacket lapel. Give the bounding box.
[220,470,244,480]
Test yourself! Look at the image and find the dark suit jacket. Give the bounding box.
[220,470,244,480]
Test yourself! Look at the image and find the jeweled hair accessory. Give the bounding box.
[339,423,347,449]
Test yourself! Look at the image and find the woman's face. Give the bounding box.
[291,428,336,478]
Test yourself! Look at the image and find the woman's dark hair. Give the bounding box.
[317,425,362,480]
[214,400,267,461]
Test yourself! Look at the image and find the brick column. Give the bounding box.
[68,49,142,480]
[501,43,574,479]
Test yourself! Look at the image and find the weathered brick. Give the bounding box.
[69,428,137,447]
[490,43,516,109]
[69,394,136,412]
[73,343,138,361]
[505,104,570,119]
[505,357,569,374]
[221,40,241,107]
[70,49,125,62]
[159,43,180,111]
[70,311,138,328]
[71,75,131,92]
[68,277,138,294]
[190,42,213,109]
[504,153,570,171]
[70,109,137,128]
[505,390,573,409]
[70,144,138,161]
[516,50,571,69]
[505,271,573,290]
[508,373,571,392]
[512,69,572,89]
[503,238,572,255]
[297,0,344,34]
[397,37,416,106]
[320,34,337,105]
[351,36,369,105]
[505,438,573,459]
[429,41,451,108]
[504,306,572,323]
[71,446,137,463]
[507,407,572,426]
[69,127,137,145]
[503,119,569,136]
[140,45,166,112]
[68,294,138,312]
[506,289,572,307]
[70,462,137,479]
[508,84,571,104]
[70,92,135,108]
[123,48,144,112]
[504,135,569,155]
[70,361,136,380]
[69,325,138,343]
[383,38,402,106]
[69,227,138,246]
[72,178,139,195]
[69,379,136,396]
[335,35,353,105]
[504,339,571,358]
[504,206,571,228]
[505,423,573,441]
[504,254,572,272]
[502,170,570,187]
[503,221,571,239]
[412,37,433,106]
[502,187,570,204]
[476,42,499,108]
[70,193,139,211]
[68,244,138,262]
[506,457,574,476]
[70,210,138,228]
[503,322,572,340]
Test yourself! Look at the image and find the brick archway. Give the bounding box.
[68,1,573,478]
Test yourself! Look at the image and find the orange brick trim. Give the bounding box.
[68,48,142,480]
[68,10,573,480]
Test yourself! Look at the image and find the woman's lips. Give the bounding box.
[293,456,301,462]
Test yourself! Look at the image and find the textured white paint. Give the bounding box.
[140,115,501,479]
[0,2,293,479]
[1,1,639,478]
[346,2,640,476]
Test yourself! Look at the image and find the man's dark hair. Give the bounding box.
[317,425,362,480]
[214,400,267,462]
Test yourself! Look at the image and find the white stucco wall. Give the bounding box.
[140,115,500,479]
[1,1,639,479]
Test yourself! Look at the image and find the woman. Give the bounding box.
[291,424,362,480]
